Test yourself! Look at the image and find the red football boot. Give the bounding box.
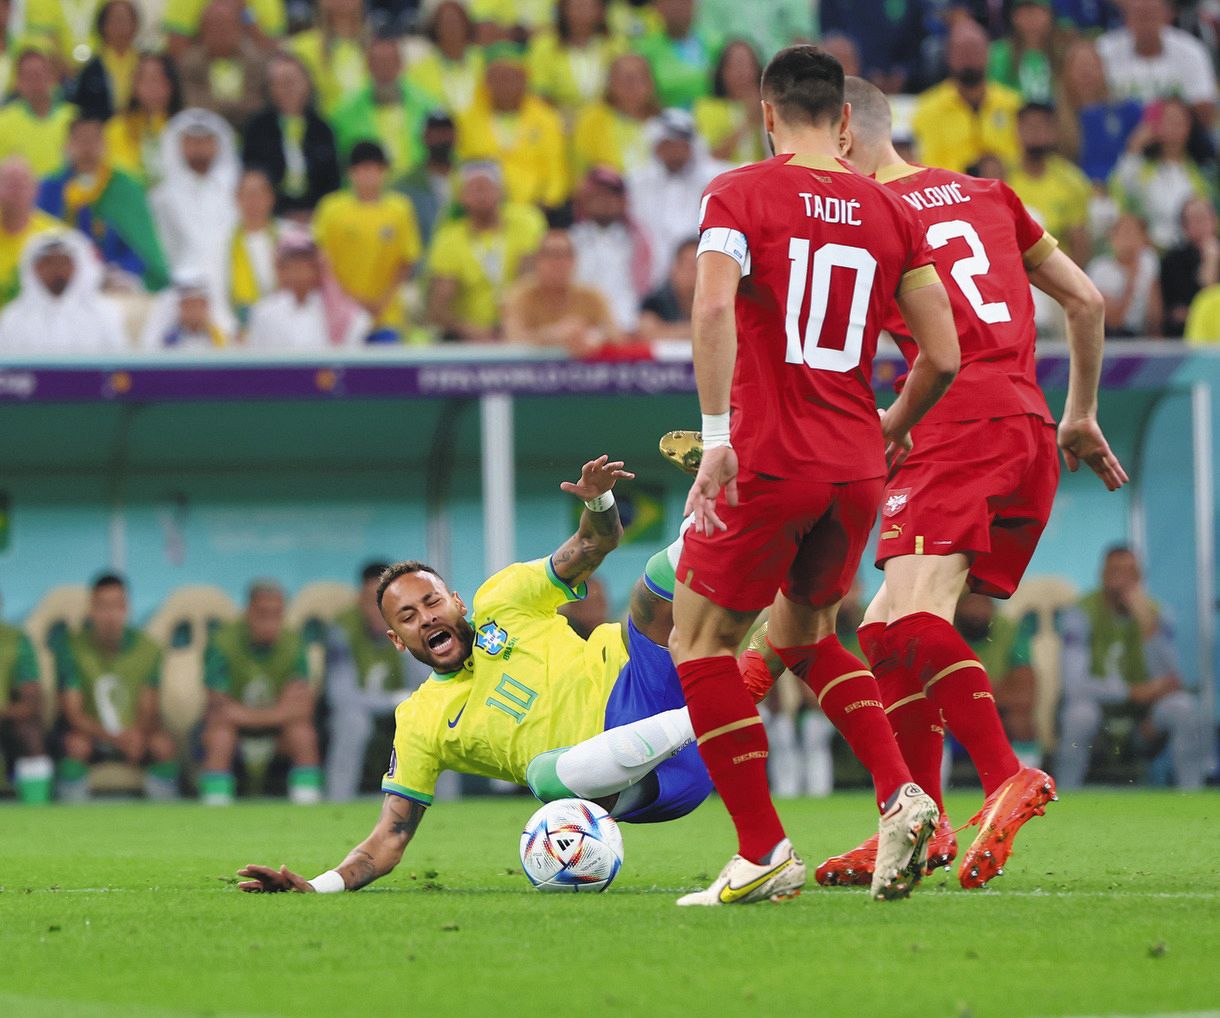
[815,813,957,887]
[958,766,1057,889]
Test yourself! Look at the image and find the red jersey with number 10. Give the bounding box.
[878,163,1056,426]
[698,153,939,481]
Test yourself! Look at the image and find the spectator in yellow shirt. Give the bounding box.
[527,0,628,120]
[694,39,766,166]
[288,0,370,119]
[0,157,64,306]
[425,161,546,342]
[406,1,484,117]
[571,52,661,179]
[456,43,569,211]
[105,53,183,187]
[1007,102,1094,266]
[23,0,104,69]
[912,18,1022,173]
[164,0,284,58]
[314,142,422,341]
[0,49,76,177]
[1183,283,1220,344]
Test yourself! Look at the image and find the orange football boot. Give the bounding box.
[815,813,958,887]
[958,766,1057,889]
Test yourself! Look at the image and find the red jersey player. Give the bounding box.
[671,47,960,907]
[797,78,1127,890]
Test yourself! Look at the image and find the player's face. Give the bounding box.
[1102,551,1141,599]
[381,572,474,672]
[247,591,285,645]
[90,585,128,646]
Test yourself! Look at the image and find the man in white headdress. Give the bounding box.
[151,107,240,312]
[0,229,128,355]
[139,266,234,350]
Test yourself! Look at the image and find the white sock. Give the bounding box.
[800,711,835,798]
[555,707,695,799]
[763,709,801,799]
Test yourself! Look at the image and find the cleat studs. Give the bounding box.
[983,851,992,859]
[970,868,979,878]
[996,868,1004,876]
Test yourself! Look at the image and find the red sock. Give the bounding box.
[771,635,911,809]
[861,623,946,813]
[677,655,786,864]
[885,612,1019,796]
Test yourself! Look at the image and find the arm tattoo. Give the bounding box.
[629,577,658,627]
[584,503,621,538]
[391,800,426,838]
[345,848,378,891]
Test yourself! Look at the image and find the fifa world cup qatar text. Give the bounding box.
[670,45,961,908]
[750,76,1128,893]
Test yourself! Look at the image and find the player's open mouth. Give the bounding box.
[426,629,454,654]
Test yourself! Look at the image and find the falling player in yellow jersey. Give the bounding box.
[238,455,712,895]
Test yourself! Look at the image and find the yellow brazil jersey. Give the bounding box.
[382,558,628,805]
[314,191,422,329]
[1007,155,1092,244]
[0,103,76,177]
[427,202,547,330]
[456,95,569,208]
[911,80,1021,174]
[1185,284,1220,345]
[571,102,652,179]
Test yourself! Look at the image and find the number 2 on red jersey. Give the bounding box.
[925,219,1012,324]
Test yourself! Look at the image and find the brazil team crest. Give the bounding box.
[475,622,510,657]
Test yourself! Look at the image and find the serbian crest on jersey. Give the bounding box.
[883,488,912,517]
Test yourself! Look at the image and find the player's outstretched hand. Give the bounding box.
[237,864,315,893]
[1058,418,1129,491]
[685,445,738,534]
[560,454,635,500]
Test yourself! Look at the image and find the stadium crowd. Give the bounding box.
[0,542,1208,803]
[4,0,1220,350]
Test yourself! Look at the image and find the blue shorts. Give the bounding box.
[603,618,712,824]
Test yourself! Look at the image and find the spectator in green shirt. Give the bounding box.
[55,573,179,802]
[633,0,721,109]
[988,0,1061,106]
[330,34,437,189]
[955,592,1041,767]
[199,580,320,805]
[0,594,49,803]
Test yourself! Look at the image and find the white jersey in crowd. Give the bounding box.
[245,290,371,350]
[627,140,728,290]
[571,220,645,331]
[151,109,241,314]
[0,229,127,356]
[1096,25,1219,106]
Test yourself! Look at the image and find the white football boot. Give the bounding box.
[676,838,806,906]
[871,783,940,901]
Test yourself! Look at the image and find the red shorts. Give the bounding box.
[875,414,1060,598]
[679,470,884,613]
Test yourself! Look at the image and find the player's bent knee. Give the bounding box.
[526,749,576,802]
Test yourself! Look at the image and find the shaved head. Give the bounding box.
[844,76,891,145]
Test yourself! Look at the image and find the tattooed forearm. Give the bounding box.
[391,800,426,838]
[629,577,658,626]
[343,848,378,891]
[583,503,622,539]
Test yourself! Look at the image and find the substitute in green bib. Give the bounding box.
[200,580,320,805]
[324,562,429,802]
[55,573,179,801]
[0,594,50,803]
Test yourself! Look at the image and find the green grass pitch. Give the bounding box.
[1,790,1217,1018]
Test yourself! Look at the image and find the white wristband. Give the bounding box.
[584,491,615,513]
[702,412,732,450]
[308,869,346,894]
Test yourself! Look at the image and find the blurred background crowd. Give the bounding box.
[5,0,1220,354]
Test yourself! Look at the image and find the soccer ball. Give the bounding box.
[519,798,624,893]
